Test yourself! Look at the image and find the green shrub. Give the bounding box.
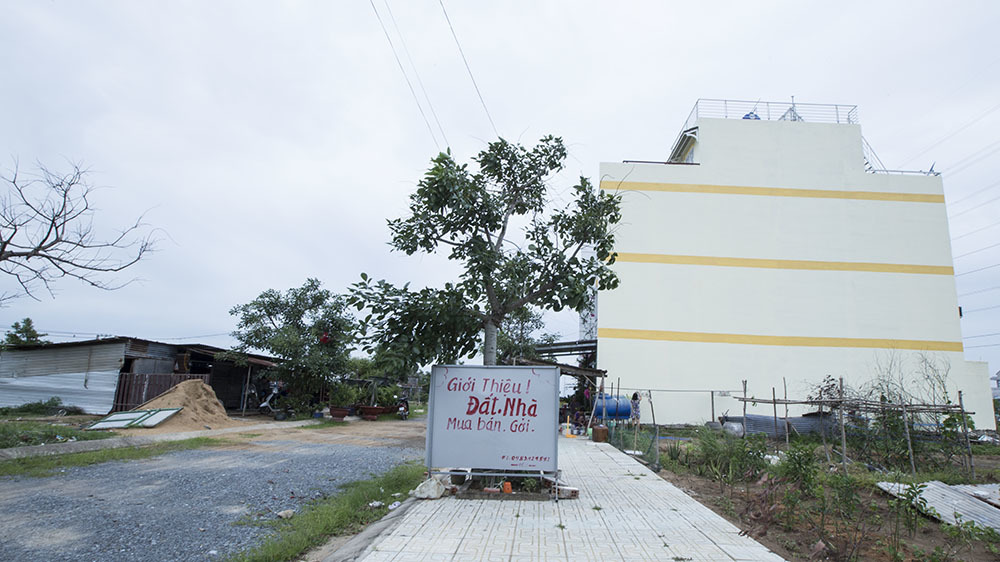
[0,397,85,417]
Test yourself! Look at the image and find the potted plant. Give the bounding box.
[328,383,356,420]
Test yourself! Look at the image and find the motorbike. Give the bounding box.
[395,395,409,420]
[258,381,295,419]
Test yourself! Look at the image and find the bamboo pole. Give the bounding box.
[742,380,748,439]
[902,400,916,476]
[783,378,790,446]
[959,391,976,479]
[819,402,831,463]
[839,377,848,475]
[772,387,779,439]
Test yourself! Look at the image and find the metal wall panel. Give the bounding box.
[0,370,120,414]
[0,342,126,414]
[0,342,126,378]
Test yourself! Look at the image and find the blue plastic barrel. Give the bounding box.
[594,394,632,420]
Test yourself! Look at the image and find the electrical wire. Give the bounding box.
[948,178,1000,207]
[964,331,1000,340]
[952,218,1000,242]
[963,303,1000,314]
[956,262,1000,277]
[369,0,441,150]
[953,240,1000,260]
[965,342,1000,349]
[949,192,1000,219]
[959,284,1000,298]
[944,144,1000,178]
[945,138,1000,173]
[383,0,449,147]
[438,0,499,138]
[897,100,1000,168]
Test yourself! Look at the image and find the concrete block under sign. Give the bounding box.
[556,486,579,499]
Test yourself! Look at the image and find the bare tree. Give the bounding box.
[0,161,154,305]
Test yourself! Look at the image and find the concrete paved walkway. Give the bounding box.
[354,436,784,561]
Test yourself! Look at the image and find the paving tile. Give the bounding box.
[356,437,785,562]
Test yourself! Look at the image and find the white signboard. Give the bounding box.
[426,365,559,472]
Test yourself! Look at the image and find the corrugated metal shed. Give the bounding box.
[0,341,126,414]
[721,413,835,438]
[878,481,1000,531]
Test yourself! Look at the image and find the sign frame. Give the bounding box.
[425,364,560,478]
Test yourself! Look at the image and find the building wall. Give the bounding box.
[597,117,994,427]
[0,342,127,414]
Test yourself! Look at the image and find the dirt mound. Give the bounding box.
[116,379,245,434]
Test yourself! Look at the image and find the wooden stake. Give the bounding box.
[783,377,790,446]
[742,380,748,439]
[772,387,779,440]
[839,377,848,475]
[959,391,976,479]
[902,400,916,476]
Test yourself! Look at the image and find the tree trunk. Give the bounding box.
[483,320,498,366]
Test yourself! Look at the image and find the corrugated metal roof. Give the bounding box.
[0,342,125,378]
[878,481,1000,531]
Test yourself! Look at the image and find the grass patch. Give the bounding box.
[227,462,425,562]
[0,421,114,448]
[0,437,226,478]
[296,419,347,430]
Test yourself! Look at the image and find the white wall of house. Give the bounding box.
[597,115,994,427]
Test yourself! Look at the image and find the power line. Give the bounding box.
[369,0,441,150]
[956,262,1000,277]
[948,178,1000,207]
[954,240,1000,260]
[964,331,1000,340]
[945,144,1000,178]
[959,284,1000,298]
[897,100,1000,168]
[952,218,1000,242]
[965,342,1000,349]
[438,0,499,138]
[945,138,1000,173]
[383,0,449,147]
[964,303,1000,314]
[949,191,1000,219]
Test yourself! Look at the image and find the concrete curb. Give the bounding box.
[320,497,418,562]
[0,419,321,461]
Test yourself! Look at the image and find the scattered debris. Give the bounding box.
[388,501,401,510]
[877,481,1000,531]
[413,477,446,499]
[277,510,295,519]
[86,408,183,430]
[368,500,384,508]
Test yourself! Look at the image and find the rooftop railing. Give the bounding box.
[680,98,859,131]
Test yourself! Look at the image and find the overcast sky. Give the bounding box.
[2,1,998,376]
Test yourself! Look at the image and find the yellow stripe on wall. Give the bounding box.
[615,252,954,275]
[598,328,964,352]
[600,180,945,203]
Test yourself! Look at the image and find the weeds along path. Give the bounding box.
[0,419,425,562]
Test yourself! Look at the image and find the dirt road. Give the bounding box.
[0,418,426,562]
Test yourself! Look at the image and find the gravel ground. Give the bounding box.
[0,437,422,561]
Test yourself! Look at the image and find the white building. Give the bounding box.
[596,99,994,428]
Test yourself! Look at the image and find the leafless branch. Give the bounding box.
[0,161,156,305]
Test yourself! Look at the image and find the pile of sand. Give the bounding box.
[115,379,245,434]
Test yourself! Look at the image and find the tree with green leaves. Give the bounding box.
[4,317,49,346]
[350,136,621,366]
[496,306,558,365]
[228,279,355,399]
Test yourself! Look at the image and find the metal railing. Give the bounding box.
[681,98,859,131]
